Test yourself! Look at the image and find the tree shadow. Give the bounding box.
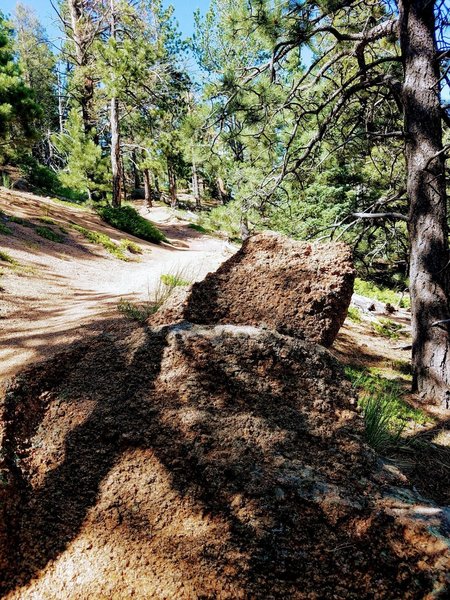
[1,325,447,598]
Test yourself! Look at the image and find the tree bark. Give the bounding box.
[143,168,152,208]
[168,164,177,208]
[67,0,96,139]
[192,160,201,208]
[399,0,450,408]
[110,0,121,207]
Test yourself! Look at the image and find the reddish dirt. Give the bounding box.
[0,188,232,384]
[185,233,355,347]
[1,325,448,599]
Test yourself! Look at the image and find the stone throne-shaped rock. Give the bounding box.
[151,232,355,347]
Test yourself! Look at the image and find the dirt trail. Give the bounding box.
[0,189,233,383]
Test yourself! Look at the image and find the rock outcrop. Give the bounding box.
[151,233,355,347]
[0,324,448,599]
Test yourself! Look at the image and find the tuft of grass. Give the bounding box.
[36,226,65,243]
[38,216,57,225]
[347,306,362,323]
[1,173,11,188]
[345,366,430,452]
[98,205,167,244]
[0,222,12,235]
[372,317,403,340]
[71,224,128,260]
[160,273,190,287]
[118,267,192,322]
[360,395,405,451]
[119,239,142,254]
[188,223,209,234]
[354,278,410,309]
[117,299,157,322]
[0,250,16,264]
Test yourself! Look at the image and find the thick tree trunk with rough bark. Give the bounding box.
[399,0,450,408]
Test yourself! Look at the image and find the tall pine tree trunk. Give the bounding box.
[168,164,177,208]
[192,160,201,208]
[399,0,450,408]
[110,0,121,207]
[143,168,152,208]
[67,0,96,140]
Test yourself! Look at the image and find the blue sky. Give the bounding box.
[1,0,211,40]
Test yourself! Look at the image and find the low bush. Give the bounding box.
[98,205,167,244]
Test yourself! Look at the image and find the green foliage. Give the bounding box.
[98,205,167,244]
[117,299,157,322]
[120,239,142,254]
[188,223,209,234]
[0,11,40,160]
[0,249,15,263]
[354,278,410,308]
[71,224,128,260]
[35,225,64,243]
[160,273,189,287]
[345,366,429,425]
[18,156,60,193]
[345,365,430,452]
[0,222,12,234]
[38,216,56,225]
[52,109,109,199]
[347,306,362,323]
[197,201,244,241]
[372,318,403,340]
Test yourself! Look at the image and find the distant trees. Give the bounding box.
[0,10,40,163]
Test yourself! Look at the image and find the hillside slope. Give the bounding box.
[0,188,232,382]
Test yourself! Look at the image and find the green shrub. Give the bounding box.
[19,156,60,193]
[1,173,11,188]
[98,205,167,244]
[0,222,12,235]
[8,215,32,226]
[36,226,65,243]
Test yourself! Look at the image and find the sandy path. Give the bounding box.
[0,189,233,383]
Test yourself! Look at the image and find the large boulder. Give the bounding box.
[0,324,448,599]
[151,233,355,347]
